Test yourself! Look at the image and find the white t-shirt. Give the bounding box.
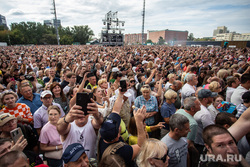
[62,118,97,158]
[181,83,196,105]
[231,85,248,105]
[194,104,214,145]
[165,82,172,90]
[226,87,235,102]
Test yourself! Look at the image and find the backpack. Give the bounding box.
[100,141,125,161]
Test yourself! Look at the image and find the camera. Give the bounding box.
[25,75,35,82]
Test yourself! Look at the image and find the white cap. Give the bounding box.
[112,67,119,73]
[41,90,53,98]
[239,55,244,59]
[142,60,149,65]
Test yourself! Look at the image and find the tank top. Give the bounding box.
[62,117,97,158]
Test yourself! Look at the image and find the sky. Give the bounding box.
[1,0,250,38]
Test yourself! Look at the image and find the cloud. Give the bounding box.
[7,9,24,16]
[1,0,250,38]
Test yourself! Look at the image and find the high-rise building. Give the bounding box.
[213,26,229,37]
[0,14,8,29]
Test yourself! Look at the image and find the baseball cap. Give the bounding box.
[0,113,16,126]
[198,89,218,98]
[62,143,89,164]
[112,67,119,73]
[41,90,53,98]
[142,60,149,65]
[100,113,121,142]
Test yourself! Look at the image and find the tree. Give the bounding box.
[0,30,10,44]
[187,33,195,41]
[146,39,153,43]
[1,21,95,45]
[158,36,165,45]
[71,25,94,44]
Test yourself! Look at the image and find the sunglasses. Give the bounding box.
[130,80,135,83]
[153,150,168,163]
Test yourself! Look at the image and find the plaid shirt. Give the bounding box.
[236,104,248,118]
[134,95,158,125]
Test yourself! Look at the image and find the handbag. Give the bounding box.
[45,149,63,160]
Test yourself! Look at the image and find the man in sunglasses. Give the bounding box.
[161,114,190,167]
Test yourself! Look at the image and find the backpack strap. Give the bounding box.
[101,141,125,161]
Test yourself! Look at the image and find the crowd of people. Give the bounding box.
[0,45,250,167]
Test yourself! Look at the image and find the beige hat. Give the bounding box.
[0,113,16,126]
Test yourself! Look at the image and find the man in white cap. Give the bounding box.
[33,90,65,135]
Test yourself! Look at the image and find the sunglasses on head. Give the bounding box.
[153,150,168,163]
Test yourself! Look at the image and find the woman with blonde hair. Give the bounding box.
[134,84,158,127]
[147,61,154,69]
[209,81,222,93]
[136,138,169,167]
[92,86,110,117]
[217,69,229,79]
[160,89,177,137]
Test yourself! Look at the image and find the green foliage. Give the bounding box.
[158,36,165,45]
[187,33,195,41]
[146,39,153,43]
[0,21,94,45]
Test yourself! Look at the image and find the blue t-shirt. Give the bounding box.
[160,101,176,130]
[17,93,42,114]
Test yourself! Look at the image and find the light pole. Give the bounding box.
[52,0,60,45]
[142,0,145,45]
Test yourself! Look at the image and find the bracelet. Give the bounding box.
[56,146,58,150]
[64,116,69,124]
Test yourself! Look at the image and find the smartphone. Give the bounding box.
[120,80,127,92]
[76,92,91,115]
[10,127,23,144]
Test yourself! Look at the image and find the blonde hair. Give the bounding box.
[147,61,154,69]
[136,138,168,167]
[167,73,175,79]
[98,79,107,86]
[48,105,61,115]
[217,69,229,79]
[92,86,101,101]
[141,84,151,93]
[164,89,177,100]
[209,81,220,92]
